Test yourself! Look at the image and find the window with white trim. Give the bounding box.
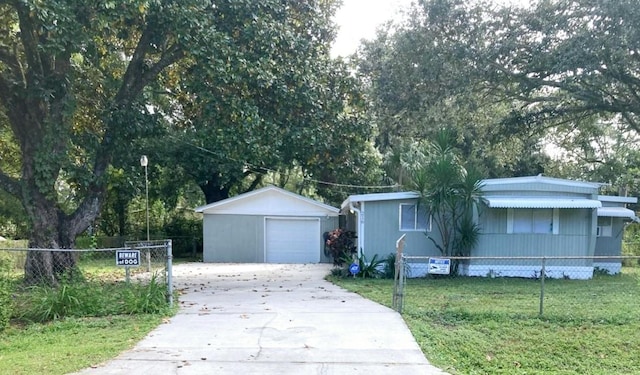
[507,208,558,234]
[597,216,612,237]
[400,203,430,231]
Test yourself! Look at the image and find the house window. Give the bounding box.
[597,216,612,237]
[400,204,430,231]
[508,208,558,234]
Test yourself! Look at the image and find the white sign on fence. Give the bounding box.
[116,250,141,267]
[428,258,451,275]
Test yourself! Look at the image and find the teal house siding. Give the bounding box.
[594,196,639,273]
[341,192,441,276]
[361,200,438,258]
[341,176,636,279]
[473,176,601,279]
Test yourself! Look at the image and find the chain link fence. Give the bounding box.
[393,254,640,316]
[0,240,173,306]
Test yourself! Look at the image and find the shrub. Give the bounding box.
[382,253,400,279]
[335,252,385,279]
[26,284,81,321]
[324,229,357,265]
[357,253,385,279]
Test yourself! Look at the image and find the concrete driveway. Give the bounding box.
[74,263,447,374]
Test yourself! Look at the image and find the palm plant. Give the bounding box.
[407,129,484,273]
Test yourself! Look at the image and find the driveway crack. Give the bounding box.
[253,312,278,360]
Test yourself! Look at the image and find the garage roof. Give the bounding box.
[195,185,339,216]
[483,197,602,209]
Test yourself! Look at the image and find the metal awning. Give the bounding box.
[597,206,638,220]
[483,197,602,209]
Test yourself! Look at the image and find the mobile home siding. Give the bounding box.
[473,175,601,279]
[473,199,598,278]
[361,199,440,260]
[594,220,624,257]
[594,217,625,273]
[479,206,595,236]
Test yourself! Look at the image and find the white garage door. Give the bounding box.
[265,218,320,263]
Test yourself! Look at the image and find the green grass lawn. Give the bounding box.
[330,269,640,375]
[0,315,167,375]
[0,253,175,375]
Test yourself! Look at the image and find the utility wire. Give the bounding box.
[167,134,400,190]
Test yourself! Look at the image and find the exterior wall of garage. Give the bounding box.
[202,214,338,263]
[203,214,264,263]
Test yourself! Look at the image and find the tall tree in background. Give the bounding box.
[356,0,549,180]
[488,0,640,132]
[483,0,640,191]
[148,1,380,206]
[359,0,640,189]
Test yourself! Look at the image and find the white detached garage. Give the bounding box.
[195,186,339,263]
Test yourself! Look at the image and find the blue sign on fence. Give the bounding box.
[349,263,360,276]
[428,258,451,275]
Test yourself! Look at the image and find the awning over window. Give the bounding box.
[483,197,602,209]
[597,206,638,220]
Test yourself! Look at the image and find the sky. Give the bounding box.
[330,0,412,58]
[330,0,530,58]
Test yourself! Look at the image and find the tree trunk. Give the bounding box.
[200,177,231,204]
[23,204,79,285]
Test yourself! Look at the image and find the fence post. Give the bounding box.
[166,239,173,307]
[125,243,132,283]
[398,256,406,313]
[393,234,406,313]
[539,256,546,316]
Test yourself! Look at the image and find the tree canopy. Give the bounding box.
[0,0,379,283]
[356,0,550,180]
[356,0,640,194]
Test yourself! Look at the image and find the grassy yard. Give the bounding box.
[0,315,167,375]
[330,268,640,375]
[0,249,175,375]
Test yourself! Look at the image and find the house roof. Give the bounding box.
[483,196,602,209]
[598,195,638,204]
[340,191,420,210]
[481,175,603,189]
[597,207,639,220]
[194,185,339,216]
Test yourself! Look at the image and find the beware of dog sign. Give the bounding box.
[116,250,141,267]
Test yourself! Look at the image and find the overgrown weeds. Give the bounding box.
[16,272,169,323]
[0,252,14,331]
